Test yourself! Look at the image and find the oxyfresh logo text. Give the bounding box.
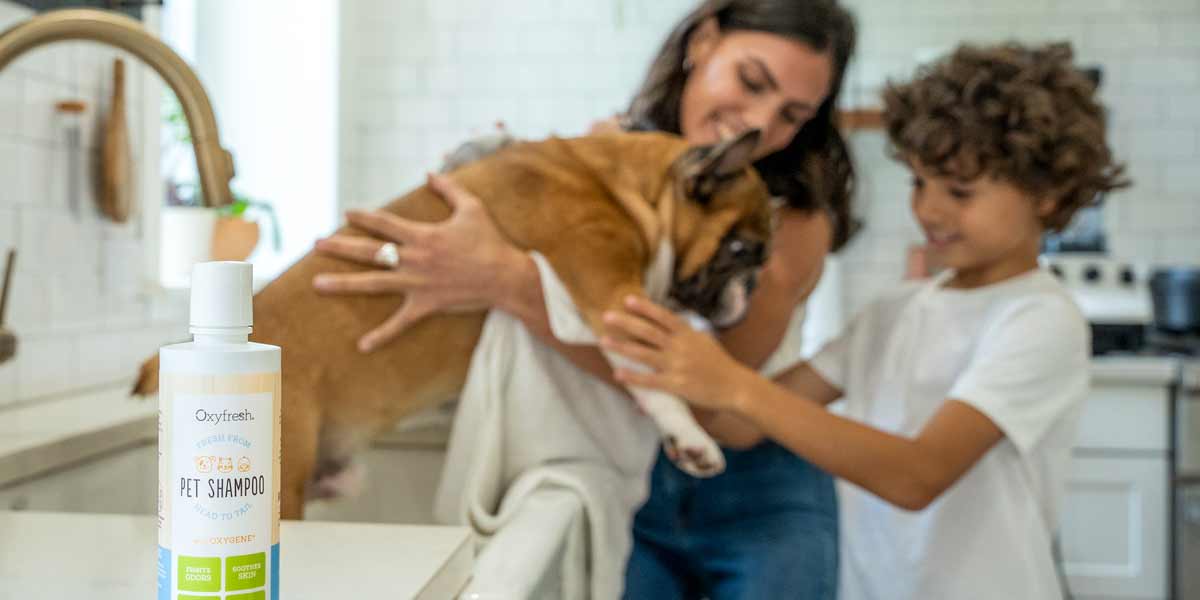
[194,409,255,425]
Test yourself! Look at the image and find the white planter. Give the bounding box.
[159,206,217,289]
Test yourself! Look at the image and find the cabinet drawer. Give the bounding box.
[1075,385,1170,452]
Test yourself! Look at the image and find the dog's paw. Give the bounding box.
[663,431,725,478]
[312,461,367,499]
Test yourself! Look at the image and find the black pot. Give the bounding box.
[1150,267,1200,334]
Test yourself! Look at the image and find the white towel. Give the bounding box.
[434,242,674,600]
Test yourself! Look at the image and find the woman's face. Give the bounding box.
[679,20,834,161]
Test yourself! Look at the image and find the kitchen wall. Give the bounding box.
[0,1,186,407]
[340,0,1200,321]
[837,0,1200,315]
[338,0,699,211]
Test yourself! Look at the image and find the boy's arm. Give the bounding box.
[698,210,835,448]
[694,361,842,449]
[733,376,1005,510]
[773,362,843,406]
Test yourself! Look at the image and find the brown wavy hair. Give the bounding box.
[624,0,860,250]
[882,42,1129,231]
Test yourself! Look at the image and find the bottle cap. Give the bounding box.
[190,261,253,329]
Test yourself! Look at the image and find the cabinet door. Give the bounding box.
[1060,454,1169,599]
[0,444,156,515]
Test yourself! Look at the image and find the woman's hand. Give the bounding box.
[313,173,526,353]
[599,295,756,412]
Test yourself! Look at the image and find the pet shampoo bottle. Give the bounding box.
[157,261,281,600]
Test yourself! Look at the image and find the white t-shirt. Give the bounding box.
[809,268,1090,600]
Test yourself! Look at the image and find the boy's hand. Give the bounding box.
[600,295,754,411]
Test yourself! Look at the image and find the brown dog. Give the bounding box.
[134,130,772,519]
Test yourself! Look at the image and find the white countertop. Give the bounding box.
[0,383,156,487]
[0,382,450,489]
[1090,355,1183,386]
[0,511,473,600]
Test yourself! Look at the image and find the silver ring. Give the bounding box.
[374,242,400,268]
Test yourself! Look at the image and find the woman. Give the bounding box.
[313,1,857,597]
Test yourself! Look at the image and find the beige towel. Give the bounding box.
[434,243,673,599]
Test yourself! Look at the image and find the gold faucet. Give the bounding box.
[0,8,234,209]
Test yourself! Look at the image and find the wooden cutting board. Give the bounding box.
[100,58,133,223]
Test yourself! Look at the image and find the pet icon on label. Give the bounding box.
[195,456,216,473]
[218,457,234,473]
[238,457,251,473]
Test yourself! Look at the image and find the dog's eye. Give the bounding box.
[729,240,745,254]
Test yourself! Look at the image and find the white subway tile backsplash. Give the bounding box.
[1121,196,1199,233]
[1161,234,1200,264]
[0,207,15,253]
[1163,162,1200,197]
[1165,92,1200,122]
[426,0,463,24]
[1085,21,1163,51]
[0,138,23,207]
[455,27,521,59]
[357,64,426,97]
[1109,233,1163,262]
[0,69,21,138]
[0,0,29,26]
[338,0,1200,317]
[1126,126,1199,160]
[1163,21,1200,48]
[1114,56,1200,89]
[16,335,78,399]
[0,0,155,407]
[0,361,17,406]
[1103,92,1165,124]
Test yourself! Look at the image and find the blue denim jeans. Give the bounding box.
[623,441,838,600]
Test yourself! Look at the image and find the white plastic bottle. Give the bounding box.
[157,261,281,600]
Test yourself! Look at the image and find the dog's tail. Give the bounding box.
[130,354,159,397]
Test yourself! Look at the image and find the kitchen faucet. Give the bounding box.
[0,8,236,209]
[0,8,238,366]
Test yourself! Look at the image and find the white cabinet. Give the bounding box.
[1061,454,1169,599]
[1060,364,1174,600]
[0,443,157,515]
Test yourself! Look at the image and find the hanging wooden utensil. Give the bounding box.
[0,249,16,365]
[100,58,133,223]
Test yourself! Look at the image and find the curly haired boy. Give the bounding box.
[597,42,1128,599]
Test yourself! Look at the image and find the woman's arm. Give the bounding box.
[601,297,1005,511]
[491,247,625,388]
[315,174,626,390]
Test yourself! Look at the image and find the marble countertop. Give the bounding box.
[0,511,473,600]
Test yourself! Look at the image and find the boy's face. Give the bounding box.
[908,160,1050,285]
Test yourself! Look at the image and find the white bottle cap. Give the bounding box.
[190,261,253,329]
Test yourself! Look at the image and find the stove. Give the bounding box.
[1146,329,1200,357]
[1042,254,1156,355]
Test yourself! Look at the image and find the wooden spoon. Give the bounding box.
[100,58,133,223]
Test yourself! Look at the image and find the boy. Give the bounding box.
[599,42,1128,599]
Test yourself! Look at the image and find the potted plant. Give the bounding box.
[159,94,280,285]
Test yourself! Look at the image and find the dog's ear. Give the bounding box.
[680,129,761,203]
